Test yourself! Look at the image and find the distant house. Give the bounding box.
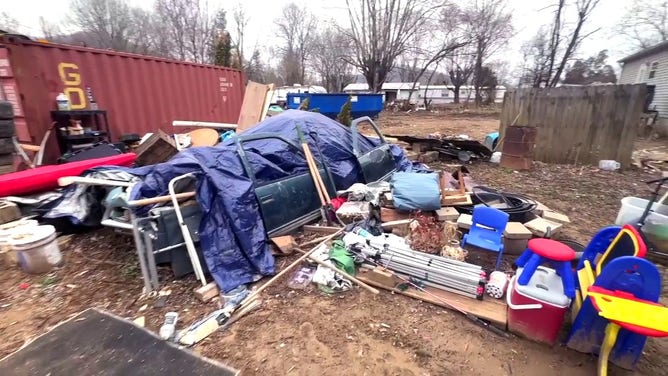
[342,83,506,104]
[343,82,418,102]
[618,41,667,123]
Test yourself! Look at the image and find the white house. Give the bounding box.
[618,41,668,134]
[342,83,506,104]
[270,84,327,106]
[343,82,418,102]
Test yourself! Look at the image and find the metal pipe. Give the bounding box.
[172,120,237,129]
[374,242,482,272]
[390,268,479,294]
[169,173,206,287]
[387,264,480,293]
[379,254,483,283]
[381,259,482,291]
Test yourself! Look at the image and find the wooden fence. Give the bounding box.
[499,84,647,168]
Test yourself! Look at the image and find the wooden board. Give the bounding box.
[135,130,178,166]
[441,193,472,206]
[236,81,273,133]
[302,225,341,234]
[380,207,412,222]
[357,269,507,329]
[270,235,297,254]
[194,282,219,302]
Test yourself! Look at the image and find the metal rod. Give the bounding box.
[169,173,206,286]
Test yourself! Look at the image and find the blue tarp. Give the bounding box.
[129,110,420,292]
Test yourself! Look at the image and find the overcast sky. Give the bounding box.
[4,0,639,82]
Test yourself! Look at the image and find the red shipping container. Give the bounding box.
[506,268,571,345]
[0,35,245,163]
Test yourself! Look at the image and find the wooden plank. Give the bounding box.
[236,81,272,133]
[441,193,472,206]
[260,84,275,122]
[357,269,507,329]
[270,235,297,254]
[194,282,219,302]
[302,225,341,234]
[380,207,412,222]
[134,130,178,166]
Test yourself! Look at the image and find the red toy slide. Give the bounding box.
[0,153,136,197]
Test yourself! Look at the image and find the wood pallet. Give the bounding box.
[357,268,507,329]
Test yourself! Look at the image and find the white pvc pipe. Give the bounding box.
[172,120,237,129]
[168,173,207,287]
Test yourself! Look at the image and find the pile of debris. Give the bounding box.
[389,134,493,164]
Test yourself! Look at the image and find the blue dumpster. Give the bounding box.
[286,93,383,119]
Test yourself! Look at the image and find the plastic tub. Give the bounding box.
[10,225,62,274]
[615,195,668,226]
[0,219,39,265]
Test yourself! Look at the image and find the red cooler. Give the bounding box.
[506,266,571,345]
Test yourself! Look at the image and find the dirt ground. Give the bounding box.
[1,110,667,376]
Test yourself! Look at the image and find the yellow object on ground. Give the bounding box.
[598,323,621,376]
[589,291,668,331]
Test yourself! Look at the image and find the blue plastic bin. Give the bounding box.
[286,93,383,119]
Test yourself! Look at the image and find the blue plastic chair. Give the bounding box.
[461,207,509,270]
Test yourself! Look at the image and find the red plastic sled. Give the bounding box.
[0,153,137,197]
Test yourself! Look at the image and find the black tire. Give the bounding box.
[0,120,15,138]
[0,102,13,120]
[0,138,14,154]
[0,153,13,165]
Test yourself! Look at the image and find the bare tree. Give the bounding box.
[274,3,317,84]
[519,28,552,87]
[618,0,668,49]
[69,0,135,51]
[459,0,513,105]
[0,12,20,33]
[154,0,220,63]
[231,4,250,68]
[406,3,470,102]
[39,16,62,40]
[548,0,601,86]
[447,49,475,103]
[343,0,441,93]
[518,0,600,87]
[311,26,355,92]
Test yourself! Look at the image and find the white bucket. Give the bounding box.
[10,225,62,274]
[0,219,39,265]
[615,195,668,226]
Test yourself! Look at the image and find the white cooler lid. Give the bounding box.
[514,266,571,307]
